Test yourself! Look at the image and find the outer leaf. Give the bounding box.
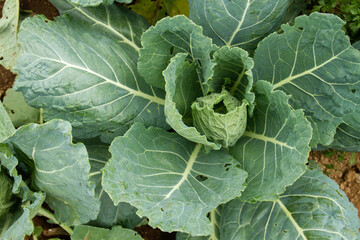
[317,123,360,152]
[86,142,142,229]
[3,89,41,128]
[50,0,148,52]
[163,53,221,149]
[127,0,189,25]
[69,0,132,7]
[138,15,216,90]
[211,46,255,114]
[0,0,20,71]
[188,0,291,52]
[217,169,360,239]
[102,123,248,236]
[14,15,167,139]
[72,225,143,240]
[6,120,100,226]
[353,41,360,50]
[0,192,45,240]
[0,101,15,142]
[230,81,312,202]
[253,13,360,147]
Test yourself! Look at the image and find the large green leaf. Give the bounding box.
[50,0,147,52]
[138,15,216,90]
[6,120,100,226]
[86,142,142,229]
[0,192,45,240]
[0,169,14,217]
[0,0,21,71]
[253,13,360,147]
[163,53,220,149]
[14,14,167,139]
[230,81,312,202]
[102,123,248,236]
[188,0,291,52]
[3,89,41,128]
[0,101,15,142]
[212,169,360,239]
[72,225,143,240]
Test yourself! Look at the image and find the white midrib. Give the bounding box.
[227,0,250,46]
[276,199,307,239]
[244,131,295,149]
[72,5,140,52]
[164,144,202,199]
[53,59,165,105]
[210,209,219,240]
[273,47,349,89]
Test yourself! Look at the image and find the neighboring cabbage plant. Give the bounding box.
[0,0,360,239]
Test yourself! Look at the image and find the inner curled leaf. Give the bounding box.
[191,89,247,148]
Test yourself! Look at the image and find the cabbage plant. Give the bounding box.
[0,0,360,239]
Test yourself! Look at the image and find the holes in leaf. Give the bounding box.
[351,89,356,94]
[214,101,227,114]
[44,20,49,23]
[0,57,3,61]
[10,110,15,114]
[169,46,174,54]
[283,230,288,234]
[274,223,278,227]
[160,208,164,212]
[196,175,208,182]
[298,27,304,30]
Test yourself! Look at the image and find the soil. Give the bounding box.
[1,0,360,239]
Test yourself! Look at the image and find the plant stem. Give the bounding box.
[37,207,74,235]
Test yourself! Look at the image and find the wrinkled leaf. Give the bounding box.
[102,123,247,236]
[127,0,189,25]
[0,101,15,142]
[3,89,41,128]
[14,14,167,140]
[215,169,360,239]
[0,0,21,71]
[192,89,248,148]
[6,120,100,226]
[211,46,255,113]
[253,13,360,147]
[138,15,216,90]
[230,81,312,202]
[0,192,45,240]
[72,225,143,240]
[163,53,220,149]
[86,142,142,229]
[188,0,291,52]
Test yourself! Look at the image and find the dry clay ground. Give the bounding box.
[0,0,359,239]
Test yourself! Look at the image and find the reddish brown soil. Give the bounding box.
[310,151,360,218]
[0,64,15,100]
[135,225,176,240]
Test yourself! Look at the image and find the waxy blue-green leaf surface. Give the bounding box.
[0,0,21,71]
[188,0,291,52]
[253,13,360,147]
[0,101,15,142]
[14,14,167,139]
[319,123,360,152]
[230,81,312,202]
[163,53,220,149]
[50,0,147,52]
[6,120,100,226]
[86,142,142,229]
[72,225,143,240]
[138,15,216,91]
[102,123,247,236]
[215,169,360,239]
